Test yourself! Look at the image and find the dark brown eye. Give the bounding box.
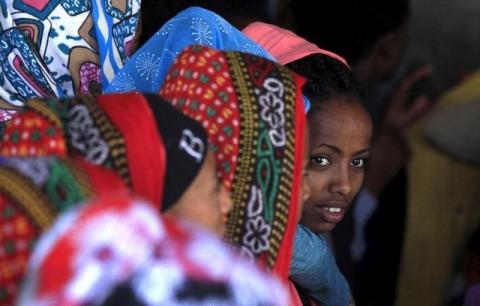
[351,158,366,168]
[310,156,330,167]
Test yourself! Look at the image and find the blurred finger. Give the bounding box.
[403,96,434,128]
[398,65,434,94]
[389,65,434,112]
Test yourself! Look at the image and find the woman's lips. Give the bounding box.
[314,202,349,223]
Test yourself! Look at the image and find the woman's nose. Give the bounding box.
[328,165,352,196]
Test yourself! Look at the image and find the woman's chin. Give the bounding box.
[316,222,338,234]
[301,221,338,235]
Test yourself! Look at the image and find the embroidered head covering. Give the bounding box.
[0,93,209,304]
[0,155,127,305]
[0,0,140,119]
[243,22,349,67]
[18,193,288,306]
[159,45,307,280]
[0,93,165,207]
[0,93,209,210]
[106,6,273,95]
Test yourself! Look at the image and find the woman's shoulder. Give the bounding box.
[295,225,328,249]
[293,225,329,267]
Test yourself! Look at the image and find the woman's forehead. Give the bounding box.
[308,102,372,148]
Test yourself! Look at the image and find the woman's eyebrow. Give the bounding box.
[314,143,342,153]
[354,148,370,155]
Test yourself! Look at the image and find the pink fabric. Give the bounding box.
[243,22,349,68]
[79,62,101,94]
[0,109,16,122]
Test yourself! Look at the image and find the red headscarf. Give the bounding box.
[160,45,307,281]
[18,193,289,306]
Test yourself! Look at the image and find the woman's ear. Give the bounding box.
[371,26,408,81]
[219,185,233,223]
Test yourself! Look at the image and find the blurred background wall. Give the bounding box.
[408,0,480,93]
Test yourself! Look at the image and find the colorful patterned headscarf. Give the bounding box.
[106,6,273,95]
[160,45,307,280]
[0,93,210,304]
[0,93,165,207]
[0,155,127,305]
[0,93,209,210]
[0,0,140,119]
[18,193,289,306]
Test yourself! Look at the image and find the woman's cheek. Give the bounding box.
[351,170,366,196]
[306,170,330,200]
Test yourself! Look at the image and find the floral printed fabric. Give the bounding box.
[0,0,140,120]
[160,45,306,281]
[106,6,273,95]
[18,193,288,306]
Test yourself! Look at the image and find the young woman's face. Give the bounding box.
[166,149,233,235]
[301,98,372,234]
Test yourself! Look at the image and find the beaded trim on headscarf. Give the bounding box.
[225,51,297,268]
[0,157,93,230]
[160,45,299,270]
[60,96,131,186]
[0,167,55,230]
